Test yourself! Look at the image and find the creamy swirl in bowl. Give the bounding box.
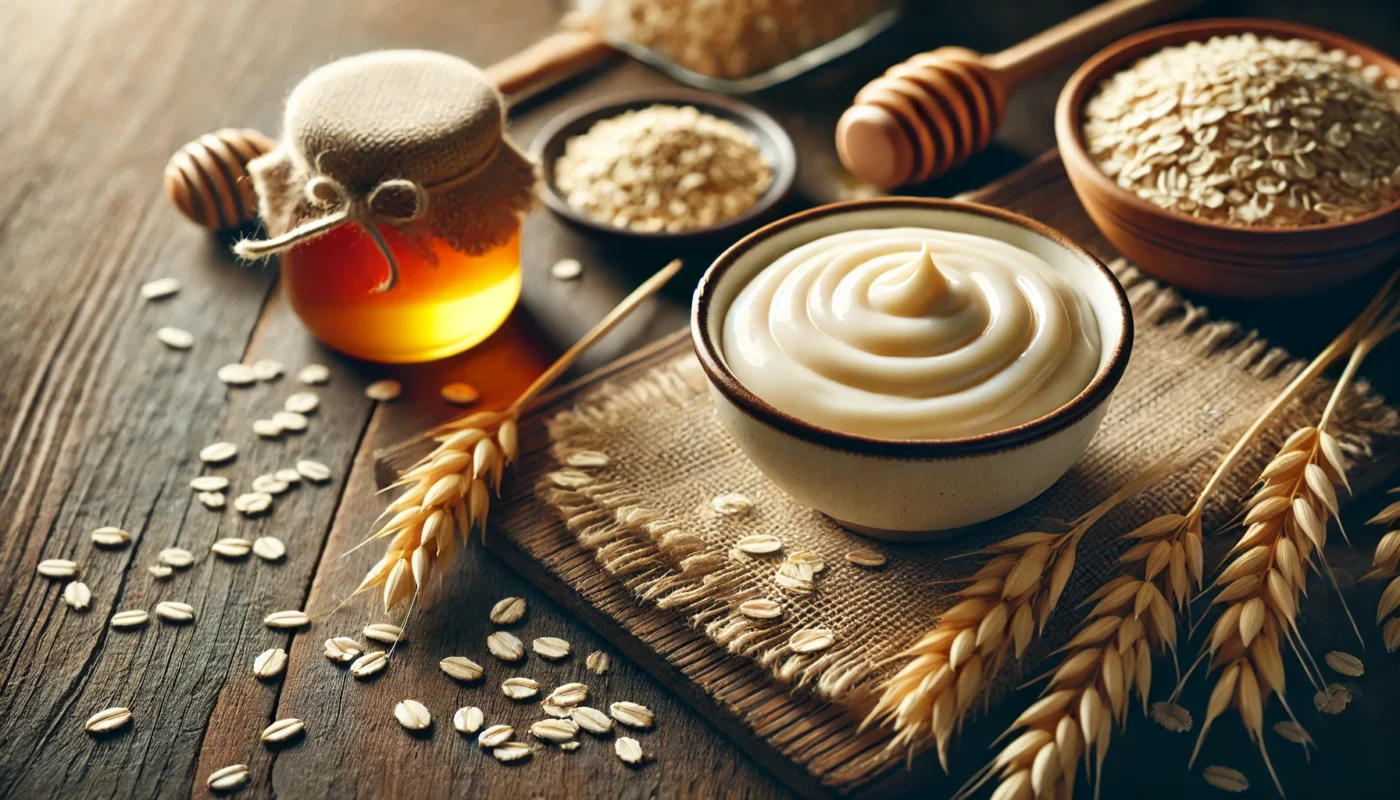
[721,227,1101,440]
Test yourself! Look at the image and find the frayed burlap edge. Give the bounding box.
[538,258,1399,711]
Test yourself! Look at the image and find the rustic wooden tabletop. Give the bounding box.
[2,0,1398,798]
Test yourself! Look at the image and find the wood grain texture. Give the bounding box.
[2,0,1399,798]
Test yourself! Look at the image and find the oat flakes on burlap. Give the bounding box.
[540,260,1397,714]
[235,50,535,290]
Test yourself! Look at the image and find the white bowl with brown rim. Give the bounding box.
[691,198,1133,540]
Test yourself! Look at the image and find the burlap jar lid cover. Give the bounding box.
[236,50,536,291]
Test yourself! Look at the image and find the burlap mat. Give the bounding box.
[537,258,1398,722]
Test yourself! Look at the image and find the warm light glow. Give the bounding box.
[282,223,521,363]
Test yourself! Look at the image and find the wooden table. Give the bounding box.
[2,0,1397,798]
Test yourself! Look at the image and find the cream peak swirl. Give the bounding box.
[721,228,1101,440]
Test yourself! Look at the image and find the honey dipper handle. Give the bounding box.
[983,0,1199,87]
[485,22,617,105]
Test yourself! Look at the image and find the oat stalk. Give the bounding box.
[866,461,1177,772]
[1181,280,1400,797]
[1365,486,1400,652]
[351,260,683,613]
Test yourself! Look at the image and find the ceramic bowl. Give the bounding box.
[691,198,1133,540]
[1057,19,1400,298]
[531,89,797,241]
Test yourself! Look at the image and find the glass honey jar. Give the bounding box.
[236,50,537,363]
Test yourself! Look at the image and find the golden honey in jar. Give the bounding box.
[282,223,521,362]
[238,50,537,363]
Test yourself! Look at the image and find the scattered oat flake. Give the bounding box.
[571,706,613,734]
[530,718,579,743]
[216,364,256,386]
[37,558,78,578]
[487,631,525,661]
[111,610,149,629]
[1202,765,1249,792]
[560,740,581,752]
[532,636,570,660]
[710,492,752,515]
[493,741,532,762]
[1150,701,1193,732]
[440,656,484,682]
[263,610,310,629]
[454,706,485,734]
[1273,720,1313,746]
[296,460,331,482]
[156,327,193,350]
[197,491,226,509]
[252,419,284,438]
[566,450,610,468]
[615,736,645,765]
[140,277,180,300]
[736,534,782,555]
[190,476,229,492]
[233,492,272,515]
[1314,683,1351,714]
[253,536,285,561]
[272,410,308,432]
[609,701,653,729]
[586,650,610,675]
[325,637,362,663]
[351,650,387,678]
[489,596,526,625]
[248,474,288,495]
[149,564,173,579]
[251,359,284,381]
[548,683,588,707]
[155,600,194,623]
[212,537,252,558]
[64,581,92,611]
[548,469,593,489]
[1324,650,1364,677]
[395,699,431,730]
[365,379,401,401]
[207,764,249,792]
[199,441,237,464]
[364,623,405,644]
[542,702,570,718]
[790,629,834,654]
[85,706,131,734]
[551,258,583,280]
[738,598,782,620]
[274,467,302,483]
[297,364,330,384]
[502,677,539,700]
[254,648,288,679]
[91,526,131,547]
[159,547,194,568]
[261,717,303,744]
[440,382,479,405]
[478,724,514,748]
[845,549,886,568]
[284,391,319,414]
[787,552,826,573]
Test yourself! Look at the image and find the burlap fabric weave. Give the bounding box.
[245,50,535,260]
[540,259,1398,716]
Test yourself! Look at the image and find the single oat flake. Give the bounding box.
[272,410,308,432]
[211,537,253,558]
[149,564,173,579]
[532,636,570,660]
[789,629,835,654]
[735,534,782,555]
[252,419,284,439]
[364,379,402,401]
[501,677,539,700]
[453,706,485,734]
[1202,765,1249,793]
[710,492,753,516]
[440,382,480,405]
[249,472,289,495]
[261,717,304,744]
[140,277,180,300]
[844,549,886,568]
[530,719,579,743]
[251,359,284,381]
[489,596,526,625]
[296,460,331,482]
[110,610,149,629]
[156,327,194,350]
[1273,720,1313,746]
[351,650,388,678]
[158,547,194,568]
[85,706,132,734]
[37,559,78,579]
[738,598,782,620]
[1324,650,1364,677]
[197,491,226,509]
[325,637,362,663]
[571,706,613,735]
[1149,701,1193,733]
[199,441,238,464]
[297,364,330,384]
[440,656,485,682]
[91,527,132,547]
[615,736,645,765]
[233,493,272,516]
[786,552,826,573]
[609,701,654,729]
[207,764,250,792]
[585,650,610,675]
[263,609,310,629]
[155,601,194,623]
[395,699,432,730]
[190,476,229,492]
[254,648,288,679]
[547,683,588,707]
[566,450,610,468]
[364,623,405,644]
[487,631,525,662]
[478,724,514,748]
[64,581,92,611]
[493,741,532,762]
[550,258,583,281]
[216,364,257,386]
[284,391,319,414]
[253,536,286,561]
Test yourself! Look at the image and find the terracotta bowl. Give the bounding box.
[1056,19,1400,298]
[691,198,1133,540]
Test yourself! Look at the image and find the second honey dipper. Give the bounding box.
[836,0,1199,188]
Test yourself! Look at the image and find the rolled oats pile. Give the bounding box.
[598,0,892,80]
[554,104,773,233]
[1083,34,1400,227]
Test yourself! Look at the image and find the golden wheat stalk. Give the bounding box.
[1363,489,1400,651]
[970,273,1400,800]
[351,260,683,613]
[867,464,1175,772]
[1181,288,1399,795]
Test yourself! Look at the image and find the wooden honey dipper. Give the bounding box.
[837,0,1199,188]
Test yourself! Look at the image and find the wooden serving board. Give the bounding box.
[376,152,1395,798]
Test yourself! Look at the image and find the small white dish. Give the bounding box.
[691,198,1133,540]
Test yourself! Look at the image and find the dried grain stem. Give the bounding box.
[1366,486,1400,652]
[353,261,682,612]
[869,459,1179,772]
